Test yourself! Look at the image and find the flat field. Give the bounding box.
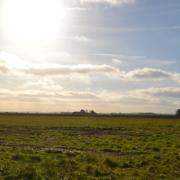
[0,115,179,179]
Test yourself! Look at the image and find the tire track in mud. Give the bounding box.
[0,142,147,156]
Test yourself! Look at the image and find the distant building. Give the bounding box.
[73,109,87,115]
[73,109,97,116]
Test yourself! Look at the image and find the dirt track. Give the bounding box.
[0,142,147,156]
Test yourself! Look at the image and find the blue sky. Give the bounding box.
[0,0,180,113]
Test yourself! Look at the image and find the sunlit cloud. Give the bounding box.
[65,7,87,11]
[135,87,180,99]
[0,51,27,68]
[112,58,122,64]
[0,86,179,113]
[96,53,176,67]
[0,52,179,83]
[74,35,91,42]
[24,64,119,76]
[80,0,136,6]
[0,64,8,74]
[22,65,180,83]
[125,68,172,80]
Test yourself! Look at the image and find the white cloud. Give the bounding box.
[96,53,147,60]
[38,51,73,65]
[125,68,172,80]
[0,88,98,102]
[0,86,178,113]
[74,35,90,42]
[23,65,180,83]
[135,87,180,99]
[65,7,87,11]
[24,64,119,76]
[0,64,8,74]
[22,79,63,92]
[80,0,135,6]
[0,51,27,68]
[112,58,122,64]
[0,54,179,84]
[123,68,180,83]
[96,53,176,67]
[2,52,178,83]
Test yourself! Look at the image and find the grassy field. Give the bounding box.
[0,115,179,179]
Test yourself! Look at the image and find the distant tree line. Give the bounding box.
[0,109,180,118]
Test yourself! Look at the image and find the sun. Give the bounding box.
[2,0,66,47]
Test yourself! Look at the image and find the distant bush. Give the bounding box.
[29,155,42,163]
[152,147,160,152]
[176,109,180,117]
[104,159,118,169]
[120,162,132,168]
[17,166,43,180]
[12,154,25,161]
[86,165,94,175]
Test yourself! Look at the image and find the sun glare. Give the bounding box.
[2,0,66,47]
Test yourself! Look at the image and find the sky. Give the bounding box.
[0,0,180,113]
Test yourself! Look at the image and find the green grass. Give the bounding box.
[0,115,179,179]
[0,115,179,128]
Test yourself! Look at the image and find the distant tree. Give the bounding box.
[176,109,180,117]
[80,109,86,114]
[89,110,97,115]
[73,109,87,115]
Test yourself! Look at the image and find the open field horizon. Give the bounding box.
[1,0,180,179]
[0,115,179,179]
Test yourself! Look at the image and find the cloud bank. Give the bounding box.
[125,68,173,80]
[136,87,180,99]
[25,64,119,76]
[24,65,180,83]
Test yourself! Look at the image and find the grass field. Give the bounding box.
[0,115,179,179]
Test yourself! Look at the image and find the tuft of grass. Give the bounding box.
[104,158,118,169]
[12,154,25,161]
